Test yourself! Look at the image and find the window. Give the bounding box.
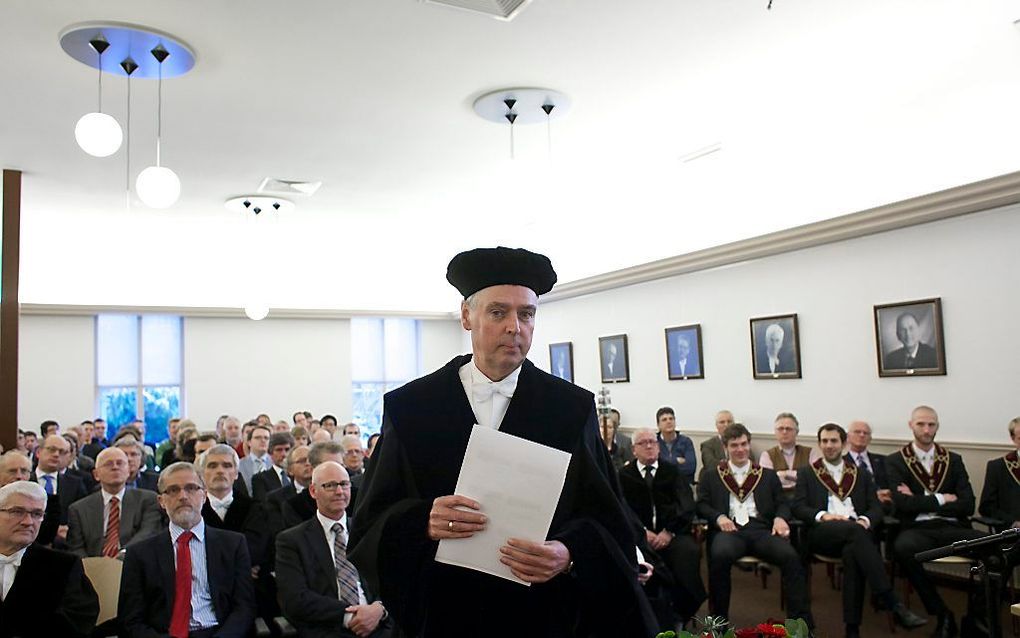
[351,318,421,436]
[96,314,183,444]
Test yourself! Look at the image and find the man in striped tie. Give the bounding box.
[276,461,390,638]
[66,447,162,558]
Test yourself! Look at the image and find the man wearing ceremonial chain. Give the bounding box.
[793,423,925,638]
[888,406,983,638]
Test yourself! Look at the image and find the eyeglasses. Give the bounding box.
[161,484,205,496]
[634,440,658,447]
[41,446,70,455]
[0,507,46,521]
[318,480,351,491]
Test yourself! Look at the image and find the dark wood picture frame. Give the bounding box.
[874,297,946,377]
[548,342,574,383]
[749,313,802,380]
[664,324,705,380]
[598,334,629,383]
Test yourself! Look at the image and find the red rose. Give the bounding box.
[756,623,787,636]
[734,629,760,638]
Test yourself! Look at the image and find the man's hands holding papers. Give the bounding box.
[499,538,571,584]
[428,494,488,541]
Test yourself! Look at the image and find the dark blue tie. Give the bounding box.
[43,475,55,495]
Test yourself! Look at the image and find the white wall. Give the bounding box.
[532,204,1020,445]
[17,314,464,431]
[18,315,94,429]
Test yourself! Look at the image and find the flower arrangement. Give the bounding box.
[655,616,810,638]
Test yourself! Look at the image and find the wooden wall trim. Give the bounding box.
[1,170,21,448]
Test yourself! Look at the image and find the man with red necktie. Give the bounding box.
[119,462,255,638]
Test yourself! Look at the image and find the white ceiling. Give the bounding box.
[4,0,1020,313]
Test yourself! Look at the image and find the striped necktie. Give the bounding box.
[331,522,361,606]
[102,496,120,557]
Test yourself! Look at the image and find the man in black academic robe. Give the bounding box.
[793,424,925,637]
[887,406,984,637]
[348,247,656,638]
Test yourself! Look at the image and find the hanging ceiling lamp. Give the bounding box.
[74,34,123,157]
[136,44,180,208]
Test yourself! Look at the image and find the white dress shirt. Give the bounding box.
[0,546,27,601]
[458,359,521,430]
[101,487,127,535]
[36,471,59,494]
[727,461,759,526]
[813,460,865,525]
[912,443,948,522]
[316,511,368,628]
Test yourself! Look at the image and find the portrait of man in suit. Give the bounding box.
[665,325,703,380]
[599,334,630,383]
[548,342,573,383]
[750,315,800,379]
[874,298,946,376]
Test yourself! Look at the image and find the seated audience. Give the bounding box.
[888,405,983,637]
[276,461,391,638]
[67,447,162,557]
[341,435,366,478]
[116,436,160,492]
[979,416,1020,528]
[40,420,61,437]
[119,462,256,638]
[274,421,291,433]
[311,428,333,445]
[599,408,633,471]
[792,423,925,638]
[22,431,38,461]
[656,407,697,481]
[365,433,381,460]
[292,426,310,448]
[696,424,812,629]
[239,425,273,494]
[252,432,295,501]
[156,418,183,469]
[619,428,706,626]
[32,434,89,538]
[292,412,309,429]
[699,410,735,478]
[845,420,893,507]
[0,481,99,637]
[164,424,199,468]
[759,412,819,493]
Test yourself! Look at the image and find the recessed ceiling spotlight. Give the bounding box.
[225,195,294,214]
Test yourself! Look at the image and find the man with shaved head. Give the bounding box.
[68,447,161,560]
[887,405,983,637]
[276,461,390,638]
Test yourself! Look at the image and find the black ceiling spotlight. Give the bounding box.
[74,33,123,157]
[243,200,251,208]
[253,206,262,215]
[272,202,281,210]
[504,99,519,160]
[472,88,571,160]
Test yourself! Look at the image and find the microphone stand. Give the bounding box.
[914,527,1020,638]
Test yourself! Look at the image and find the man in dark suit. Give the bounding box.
[845,420,893,509]
[699,411,734,479]
[755,322,796,375]
[696,423,812,628]
[251,432,294,501]
[979,416,1020,527]
[32,434,89,536]
[887,405,984,637]
[119,462,256,638]
[0,480,99,638]
[793,424,925,637]
[272,442,345,531]
[277,461,391,638]
[882,312,939,370]
[66,447,162,557]
[619,428,706,625]
[349,247,656,638]
[116,436,160,492]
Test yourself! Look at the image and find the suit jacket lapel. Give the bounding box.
[156,531,176,610]
[304,519,338,597]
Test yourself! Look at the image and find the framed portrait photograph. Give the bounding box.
[664,324,704,380]
[874,297,946,377]
[749,313,802,380]
[598,334,629,383]
[548,342,574,383]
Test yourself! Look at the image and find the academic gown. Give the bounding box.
[348,355,657,638]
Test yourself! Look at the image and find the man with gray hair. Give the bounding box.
[0,481,99,636]
[340,434,366,478]
[755,323,795,375]
[120,462,256,638]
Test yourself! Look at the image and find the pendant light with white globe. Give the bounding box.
[74,35,123,157]
[135,44,180,208]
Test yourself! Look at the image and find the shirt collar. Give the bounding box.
[208,492,233,509]
[729,460,751,474]
[0,546,28,567]
[102,487,127,505]
[823,458,844,474]
[912,442,934,459]
[170,518,206,544]
[642,460,658,472]
[469,357,522,387]
[316,509,348,537]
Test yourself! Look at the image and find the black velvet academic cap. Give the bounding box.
[446,247,557,298]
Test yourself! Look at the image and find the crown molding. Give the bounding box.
[18,303,459,321]
[543,170,1020,303]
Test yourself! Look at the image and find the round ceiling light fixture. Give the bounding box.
[244,304,270,321]
[75,111,123,157]
[136,165,181,209]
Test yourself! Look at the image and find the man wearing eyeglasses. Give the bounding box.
[0,480,99,637]
[30,434,88,542]
[277,461,391,638]
[349,247,656,638]
[119,462,256,638]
